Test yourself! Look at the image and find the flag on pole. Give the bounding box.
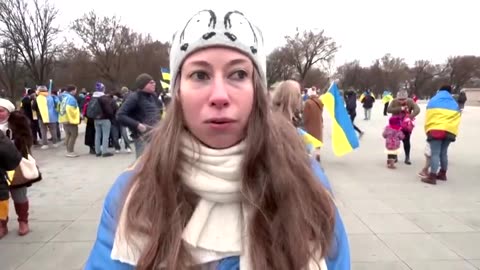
[160,80,170,89]
[320,82,359,156]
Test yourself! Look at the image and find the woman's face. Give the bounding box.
[180,47,255,149]
[0,106,9,123]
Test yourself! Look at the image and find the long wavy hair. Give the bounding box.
[271,80,303,127]
[124,70,335,270]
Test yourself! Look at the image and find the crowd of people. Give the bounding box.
[0,8,465,270]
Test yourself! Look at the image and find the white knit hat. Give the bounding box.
[169,10,266,95]
[0,98,15,113]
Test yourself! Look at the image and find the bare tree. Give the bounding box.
[71,11,136,88]
[0,0,60,85]
[284,30,338,82]
[0,40,22,98]
[266,47,296,86]
[445,56,480,92]
[303,68,329,90]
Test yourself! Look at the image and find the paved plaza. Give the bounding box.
[0,103,479,270]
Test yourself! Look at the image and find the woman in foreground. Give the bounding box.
[85,9,350,270]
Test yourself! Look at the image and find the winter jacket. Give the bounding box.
[382,126,405,151]
[303,96,324,142]
[116,91,163,139]
[92,92,116,121]
[361,94,375,109]
[0,130,22,201]
[84,159,350,270]
[387,98,420,118]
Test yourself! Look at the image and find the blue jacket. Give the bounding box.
[84,160,350,270]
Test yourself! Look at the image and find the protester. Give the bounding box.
[21,89,41,145]
[87,82,115,157]
[303,88,324,161]
[82,92,96,154]
[382,116,405,169]
[116,73,163,158]
[0,129,22,239]
[457,89,467,112]
[421,85,461,184]
[345,89,364,137]
[0,98,37,237]
[33,86,60,149]
[59,85,81,157]
[86,9,349,270]
[387,89,420,164]
[382,90,394,116]
[360,89,375,120]
[271,80,303,128]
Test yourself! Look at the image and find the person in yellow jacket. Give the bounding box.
[382,90,394,116]
[59,85,80,157]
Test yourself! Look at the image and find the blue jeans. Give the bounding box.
[94,119,111,155]
[429,139,451,173]
[134,138,145,158]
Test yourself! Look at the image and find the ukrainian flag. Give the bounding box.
[320,82,360,156]
[425,90,461,135]
[297,128,323,153]
[160,80,170,90]
[161,67,171,82]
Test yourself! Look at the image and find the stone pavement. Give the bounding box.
[0,103,479,270]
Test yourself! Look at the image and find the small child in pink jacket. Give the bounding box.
[382,116,405,169]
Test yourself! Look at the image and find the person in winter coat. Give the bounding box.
[421,85,461,184]
[344,90,364,137]
[0,98,35,238]
[88,83,116,157]
[457,89,467,111]
[382,116,405,169]
[83,93,96,154]
[382,90,394,116]
[116,74,163,158]
[33,86,60,149]
[85,9,350,270]
[0,129,22,239]
[303,88,324,161]
[59,85,81,157]
[360,90,375,120]
[387,90,421,164]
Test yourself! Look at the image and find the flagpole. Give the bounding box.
[48,79,53,95]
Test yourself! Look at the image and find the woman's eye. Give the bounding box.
[190,71,209,80]
[230,70,248,80]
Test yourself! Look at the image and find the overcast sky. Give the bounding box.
[54,0,479,68]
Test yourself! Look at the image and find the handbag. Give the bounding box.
[9,154,42,188]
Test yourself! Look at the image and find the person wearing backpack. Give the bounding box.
[87,82,115,157]
[457,89,467,112]
[344,89,364,137]
[360,89,375,120]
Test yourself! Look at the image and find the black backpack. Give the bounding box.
[86,97,102,119]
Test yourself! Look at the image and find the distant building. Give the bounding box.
[461,88,480,106]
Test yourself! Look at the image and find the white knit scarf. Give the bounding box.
[111,134,327,270]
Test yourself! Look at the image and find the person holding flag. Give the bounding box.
[421,85,461,184]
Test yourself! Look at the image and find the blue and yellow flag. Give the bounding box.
[160,80,170,89]
[425,90,461,135]
[320,82,359,156]
[161,67,171,82]
[297,128,323,153]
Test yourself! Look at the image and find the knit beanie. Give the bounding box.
[95,82,105,92]
[169,10,266,95]
[389,116,402,130]
[0,98,15,113]
[135,73,154,90]
[397,89,408,99]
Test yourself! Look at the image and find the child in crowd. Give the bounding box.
[382,116,405,169]
[418,142,431,177]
